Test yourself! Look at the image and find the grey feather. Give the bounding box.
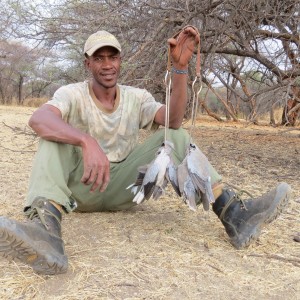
[152,178,168,200]
[177,157,198,211]
[166,160,181,196]
[127,164,149,194]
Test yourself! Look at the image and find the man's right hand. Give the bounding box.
[80,135,110,192]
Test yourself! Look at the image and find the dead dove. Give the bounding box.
[177,157,198,211]
[185,143,215,211]
[131,141,174,204]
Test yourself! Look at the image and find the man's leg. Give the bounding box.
[0,139,81,275]
[25,139,80,212]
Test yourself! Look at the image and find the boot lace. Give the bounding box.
[219,183,254,220]
[24,200,61,231]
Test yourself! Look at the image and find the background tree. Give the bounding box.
[1,0,299,125]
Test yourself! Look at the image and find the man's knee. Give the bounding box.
[168,127,190,141]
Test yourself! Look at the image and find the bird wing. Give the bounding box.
[200,192,210,211]
[189,172,206,193]
[183,178,197,211]
[152,178,168,200]
[166,160,181,196]
[126,164,149,193]
[132,189,145,204]
[177,158,189,195]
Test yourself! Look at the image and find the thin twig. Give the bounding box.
[248,253,300,267]
[2,121,36,137]
[0,144,36,153]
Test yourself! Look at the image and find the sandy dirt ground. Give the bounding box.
[0,105,299,300]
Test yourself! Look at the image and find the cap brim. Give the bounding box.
[85,44,121,56]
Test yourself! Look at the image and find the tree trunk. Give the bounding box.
[18,74,24,104]
[281,98,300,126]
[202,77,238,121]
[282,86,300,126]
[270,103,277,126]
[200,101,223,121]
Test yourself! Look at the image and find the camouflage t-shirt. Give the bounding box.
[47,81,163,162]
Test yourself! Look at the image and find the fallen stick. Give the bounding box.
[248,253,300,267]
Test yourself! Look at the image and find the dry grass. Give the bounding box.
[0,105,299,300]
[258,108,282,123]
[22,97,48,107]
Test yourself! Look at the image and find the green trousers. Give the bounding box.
[25,128,222,212]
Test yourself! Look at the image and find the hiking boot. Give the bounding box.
[0,197,68,275]
[212,182,291,249]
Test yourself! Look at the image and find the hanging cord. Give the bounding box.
[165,25,201,144]
[189,30,202,142]
[164,51,172,142]
[189,76,202,140]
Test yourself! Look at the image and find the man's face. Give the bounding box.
[85,46,121,89]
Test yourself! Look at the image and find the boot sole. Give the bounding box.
[232,182,291,249]
[0,217,68,275]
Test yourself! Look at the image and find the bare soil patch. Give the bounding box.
[0,105,299,300]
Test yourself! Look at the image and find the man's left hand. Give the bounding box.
[167,26,200,69]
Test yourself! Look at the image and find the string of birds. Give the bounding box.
[126,37,215,211]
